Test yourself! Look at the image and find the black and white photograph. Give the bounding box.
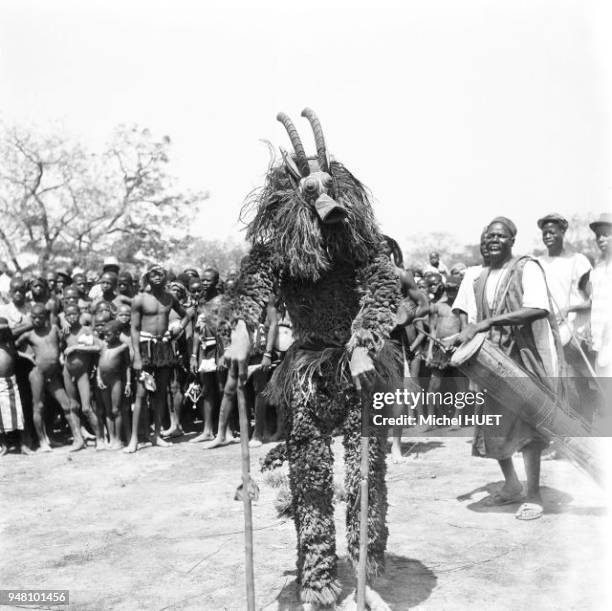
[1,1,611,609]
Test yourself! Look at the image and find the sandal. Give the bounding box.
[515,502,543,520]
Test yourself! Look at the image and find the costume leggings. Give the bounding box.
[285,381,388,605]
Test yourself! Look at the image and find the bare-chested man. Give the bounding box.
[421,271,463,430]
[15,304,82,452]
[190,268,226,443]
[125,265,193,453]
[162,281,192,438]
[62,304,103,449]
[97,320,131,450]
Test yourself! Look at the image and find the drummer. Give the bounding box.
[453,216,562,521]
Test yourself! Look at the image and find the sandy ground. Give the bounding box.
[0,432,608,611]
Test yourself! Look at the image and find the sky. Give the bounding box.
[1,0,611,256]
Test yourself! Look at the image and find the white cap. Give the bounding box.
[102,256,120,270]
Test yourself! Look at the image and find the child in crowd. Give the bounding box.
[62,304,103,449]
[15,304,81,451]
[97,320,131,450]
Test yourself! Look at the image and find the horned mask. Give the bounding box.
[277,108,348,225]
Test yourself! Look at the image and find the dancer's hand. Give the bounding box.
[261,353,272,372]
[350,347,377,392]
[226,320,251,381]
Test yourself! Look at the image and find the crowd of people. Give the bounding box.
[0,211,610,477]
[0,255,275,455]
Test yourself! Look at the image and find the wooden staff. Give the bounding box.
[357,388,369,611]
[236,373,256,611]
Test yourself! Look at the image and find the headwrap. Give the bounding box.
[145,264,166,280]
[141,264,166,290]
[488,216,517,237]
[167,281,187,301]
[537,213,568,232]
[147,264,164,274]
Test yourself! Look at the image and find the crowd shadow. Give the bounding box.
[274,553,437,610]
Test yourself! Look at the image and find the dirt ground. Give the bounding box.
[0,431,609,611]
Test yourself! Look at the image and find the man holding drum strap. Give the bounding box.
[452,216,563,521]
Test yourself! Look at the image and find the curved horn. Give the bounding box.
[301,107,328,172]
[276,112,310,176]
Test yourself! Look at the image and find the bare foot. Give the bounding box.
[161,426,184,438]
[20,444,34,456]
[108,440,124,451]
[80,426,96,441]
[69,439,87,452]
[152,435,171,448]
[123,441,138,454]
[249,438,263,448]
[483,483,524,506]
[0,444,7,457]
[37,441,53,453]
[225,431,239,444]
[203,436,229,450]
[189,431,214,443]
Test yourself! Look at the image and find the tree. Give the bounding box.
[0,123,207,270]
[168,237,248,277]
[401,232,480,272]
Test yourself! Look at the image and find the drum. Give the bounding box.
[451,333,604,486]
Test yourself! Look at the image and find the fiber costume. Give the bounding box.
[231,109,401,606]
